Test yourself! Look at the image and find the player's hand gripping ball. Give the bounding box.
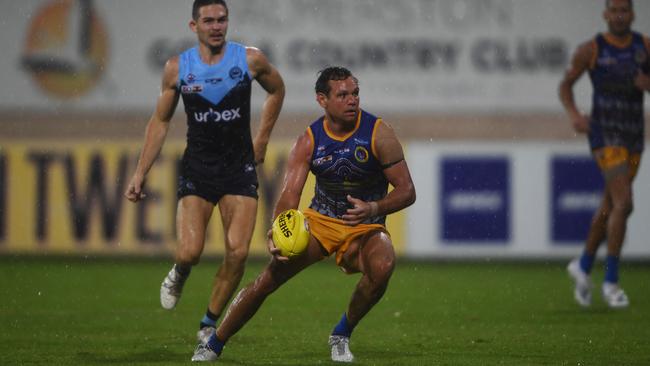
[271,209,310,258]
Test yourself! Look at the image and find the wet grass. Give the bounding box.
[0,257,649,365]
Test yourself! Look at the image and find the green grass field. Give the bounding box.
[1,257,648,365]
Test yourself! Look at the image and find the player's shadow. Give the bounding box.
[553,306,622,315]
[75,348,184,364]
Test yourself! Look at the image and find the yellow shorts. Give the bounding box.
[593,147,642,179]
[304,208,388,266]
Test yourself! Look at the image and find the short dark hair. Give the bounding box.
[606,0,633,9]
[192,0,228,20]
[315,66,358,96]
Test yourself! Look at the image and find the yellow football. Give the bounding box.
[271,209,310,258]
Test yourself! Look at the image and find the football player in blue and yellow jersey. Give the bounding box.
[192,67,416,362]
[559,0,650,308]
[124,0,285,344]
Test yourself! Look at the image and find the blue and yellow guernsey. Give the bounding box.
[307,110,388,225]
[177,42,254,180]
[588,32,650,152]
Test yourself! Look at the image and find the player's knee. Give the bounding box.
[225,244,250,267]
[369,255,395,285]
[612,197,633,217]
[253,269,282,295]
[624,200,633,216]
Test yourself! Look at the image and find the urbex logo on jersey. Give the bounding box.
[21,0,109,99]
[194,108,241,123]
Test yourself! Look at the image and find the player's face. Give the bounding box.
[604,0,634,37]
[319,77,360,124]
[191,4,229,49]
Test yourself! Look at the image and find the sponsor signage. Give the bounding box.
[551,156,604,243]
[0,140,406,256]
[441,157,510,242]
[3,0,648,111]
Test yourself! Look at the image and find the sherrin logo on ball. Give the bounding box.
[272,209,310,258]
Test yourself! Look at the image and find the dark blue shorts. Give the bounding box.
[177,169,259,205]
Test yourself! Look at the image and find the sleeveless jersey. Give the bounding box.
[177,42,254,181]
[588,32,649,152]
[307,110,388,225]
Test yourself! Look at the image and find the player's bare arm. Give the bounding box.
[266,130,312,259]
[559,41,595,134]
[634,37,650,91]
[247,47,285,164]
[124,57,180,202]
[342,121,416,226]
[635,71,650,92]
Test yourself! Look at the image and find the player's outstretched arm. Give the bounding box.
[342,121,416,226]
[247,47,286,165]
[559,41,594,134]
[124,57,180,202]
[266,130,312,259]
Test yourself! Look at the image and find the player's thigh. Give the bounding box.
[359,231,395,278]
[177,195,215,249]
[342,230,395,276]
[629,153,642,182]
[218,194,258,250]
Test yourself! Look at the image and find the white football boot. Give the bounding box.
[191,343,220,362]
[197,327,216,344]
[329,335,354,363]
[602,282,629,308]
[567,258,592,307]
[160,265,188,310]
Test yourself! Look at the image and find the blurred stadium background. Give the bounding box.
[1,0,649,260]
[2,1,650,365]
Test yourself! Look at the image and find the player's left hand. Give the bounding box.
[266,229,290,262]
[342,195,376,226]
[634,71,650,92]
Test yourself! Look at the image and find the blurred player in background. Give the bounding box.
[192,66,416,362]
[559,0,650,308]
[124,0,284,341]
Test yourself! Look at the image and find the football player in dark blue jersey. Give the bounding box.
[559,0,650,308]
[124,0,285,343]
[192,67,416,362]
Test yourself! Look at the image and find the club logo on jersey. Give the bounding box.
[194,108,241,123]
[354,146,369,163]
[187,73,196,83]
[181,85,203,94]
[229,66,243,80]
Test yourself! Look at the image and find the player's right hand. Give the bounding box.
[571,114,590,134]
[634,70,650,92]
[266,229,289,262]
[124,174,147,202]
